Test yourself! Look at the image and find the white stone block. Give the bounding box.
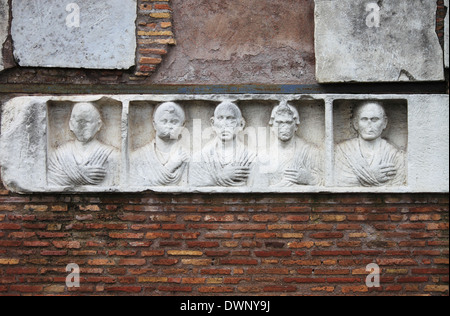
[1,94,448,194]
[315,0,444,82]
[0,98,48,192]
[11,0,137,69]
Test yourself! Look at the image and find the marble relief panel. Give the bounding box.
[0,94,448,193]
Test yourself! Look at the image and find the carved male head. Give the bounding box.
[269,101,300,142]
[153,102,186,141]
[353,101,388,141]
[69,102,103,143]
[211,101,245,143]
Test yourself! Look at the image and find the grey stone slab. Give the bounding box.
[1,94,448,194]
[407,95,449,192]
[11,0,137,69]
[0,0,9,72]
[315,0,444,82]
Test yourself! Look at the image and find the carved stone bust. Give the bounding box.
[129,102,189,186]
[334,101,407,187]
[189,101,256,187]
[47,102,120,187]
[263,101,323,187]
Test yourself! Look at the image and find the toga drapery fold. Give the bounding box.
[335,138,406,187]
[189,140,257,187]
[48,142,118,187]
[263,137,323,187]
[129,140,188,186]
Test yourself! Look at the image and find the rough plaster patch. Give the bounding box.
[151,0,316,84]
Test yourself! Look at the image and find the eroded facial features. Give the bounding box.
[70,103,102,143]
[154,111,184,141]
[213,105,242,142]
[272,113,298,142]
[153,103,186,141]
[355,103,388,141]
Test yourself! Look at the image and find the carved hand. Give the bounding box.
[166,149,190,173]
[372,163,397,184]
[80,165,107,184]
[284,167,314,185]
[219,165,251,185]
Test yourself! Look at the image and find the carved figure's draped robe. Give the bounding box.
[335,138,406,187]
[130,140,188,186]
[265,137,323,187]
[189,139,257,187]
[48,141,119,187]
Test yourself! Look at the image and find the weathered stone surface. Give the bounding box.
[11,0,136,69]
[0,99,48,192]
[46,100,122,188]
[334,100,407,188]
[0,0,8,72]
[315,0,444,82]
[152,0,316,84]
[445,0,449,68]
[1,94,448,193]
[407,95,449,192]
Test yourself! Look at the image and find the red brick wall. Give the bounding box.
[1,179,448,295]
